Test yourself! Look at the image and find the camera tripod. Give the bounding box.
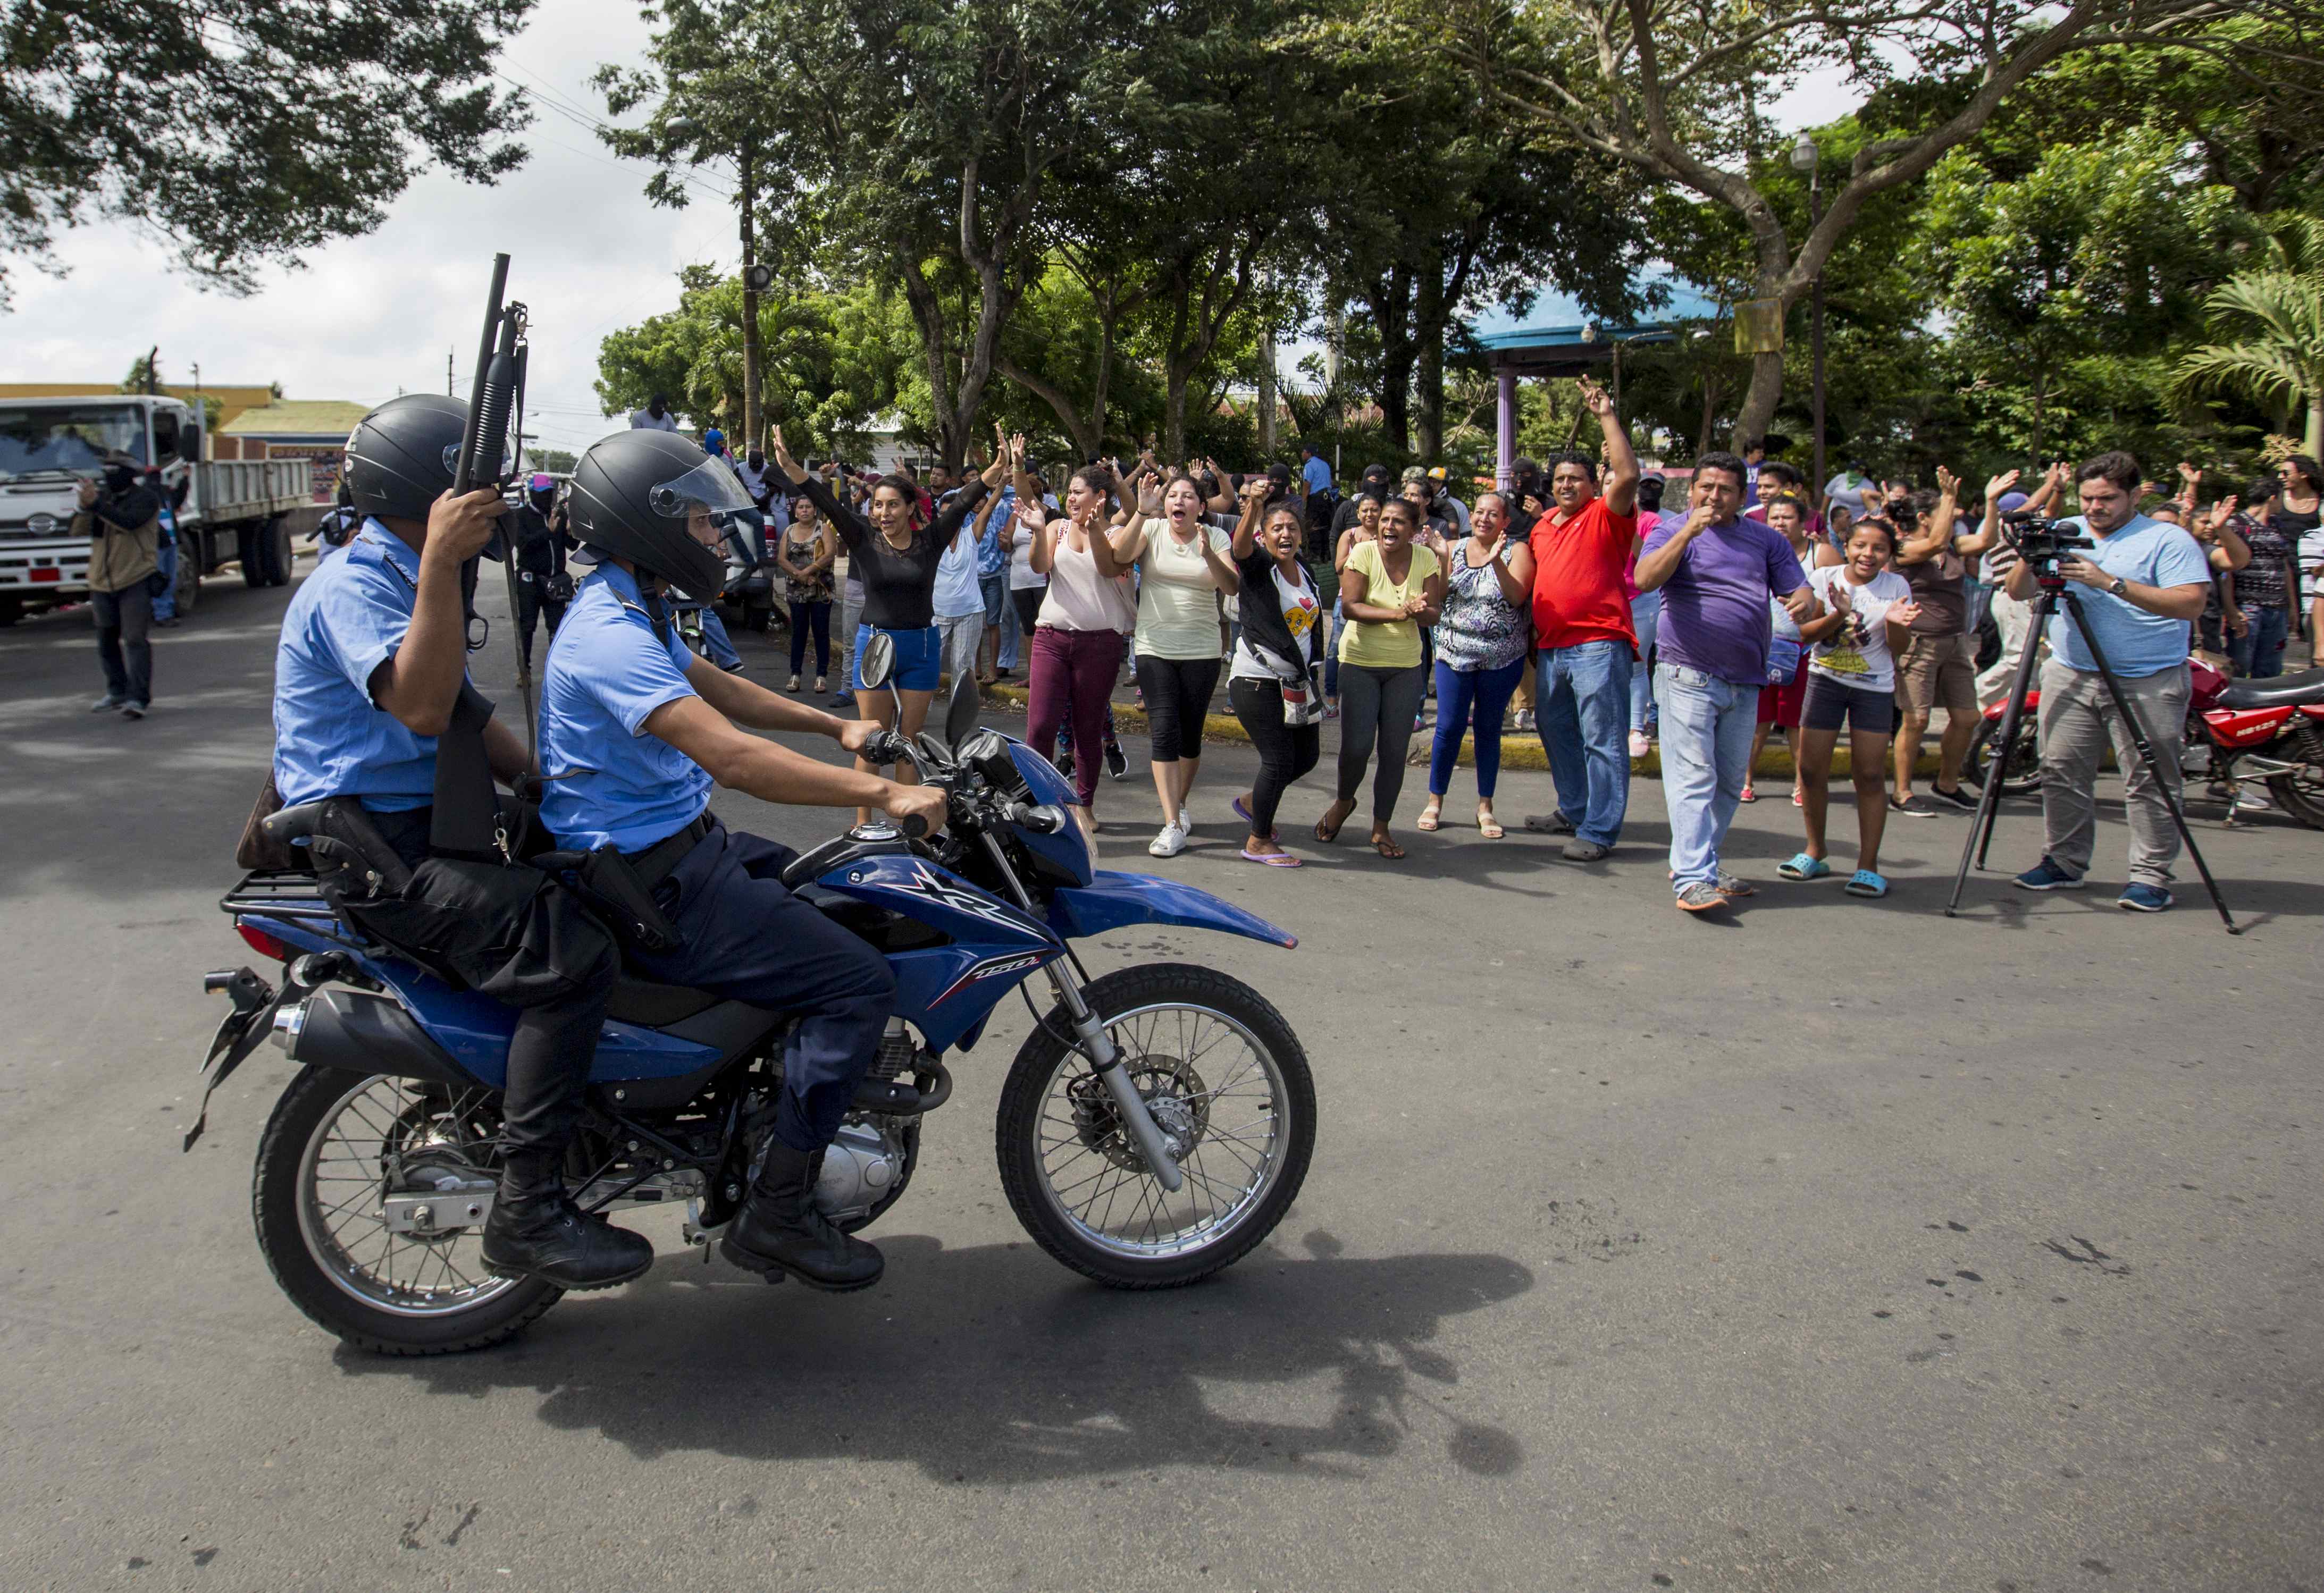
[1943,571,2239,933]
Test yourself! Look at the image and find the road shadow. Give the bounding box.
[335,1229,1534,1484]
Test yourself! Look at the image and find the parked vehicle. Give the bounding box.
[1965,657,2324,827]
[0,394,312,623]
[191,655,1315,1354]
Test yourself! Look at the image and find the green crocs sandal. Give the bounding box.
[1777,852,1830,881]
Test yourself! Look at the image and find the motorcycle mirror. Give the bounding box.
[942,663,981,751]
[860,632,896,691]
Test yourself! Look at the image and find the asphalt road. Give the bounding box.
[2,555,2319,1593]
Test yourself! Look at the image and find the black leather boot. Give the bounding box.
[481,1154,655,1289]
[719,1140,884,1291]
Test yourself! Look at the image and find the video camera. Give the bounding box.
[2000,509,2093,576]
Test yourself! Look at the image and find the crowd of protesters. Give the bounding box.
[608,383,2320,918]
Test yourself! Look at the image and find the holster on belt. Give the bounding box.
[558,813,708,957]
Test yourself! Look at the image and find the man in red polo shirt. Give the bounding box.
[1521,378,1642,861]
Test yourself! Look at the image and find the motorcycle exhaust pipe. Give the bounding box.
[271,989,479,1090]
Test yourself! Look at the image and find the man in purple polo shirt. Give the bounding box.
[1634,450,1818,913]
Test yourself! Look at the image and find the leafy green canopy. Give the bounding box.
[0,0,533,301]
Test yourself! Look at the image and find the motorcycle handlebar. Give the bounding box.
[900,813,930,839]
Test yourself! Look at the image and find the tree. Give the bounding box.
[595,266,911,460]
[0,0,532,304]
[1337,0,2324,444]
[1917,127,2245,460]
[2177,266,2324,458]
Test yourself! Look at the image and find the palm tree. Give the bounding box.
[2175,216,2324,457]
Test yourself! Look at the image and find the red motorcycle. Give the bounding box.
[1965,658,2324,829]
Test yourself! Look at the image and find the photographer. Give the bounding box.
[74,451,163,719]
[2005,451,2211,913]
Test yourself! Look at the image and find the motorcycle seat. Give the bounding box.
[604,976,724,1026]
[2218,667,2324,710]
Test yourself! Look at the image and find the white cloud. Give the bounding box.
[0,0,740,456]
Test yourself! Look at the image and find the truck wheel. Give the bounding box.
[174,545,202,615]
[0,595,20,628]
[238,524,266,588]
[270,519,295,585]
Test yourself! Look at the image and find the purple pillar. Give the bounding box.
[1495,369,1517,490]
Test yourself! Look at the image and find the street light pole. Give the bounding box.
[1791,132,1826,509]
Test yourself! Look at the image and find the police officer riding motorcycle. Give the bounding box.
[541,429,945,1288]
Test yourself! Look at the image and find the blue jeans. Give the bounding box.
[982,572,1019,670]
[2228,604,2290,678]
[152,543,178,622]
[1430,656,1527,799]
[1655,663,1760,892]
[1535,639,1633,846]
[1627,591,1660,731]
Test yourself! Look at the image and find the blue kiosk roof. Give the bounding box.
[1473,282,1723,370]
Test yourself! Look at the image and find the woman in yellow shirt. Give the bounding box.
[1318,497,1442,859]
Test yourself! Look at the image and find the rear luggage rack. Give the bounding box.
[220,870,337,922]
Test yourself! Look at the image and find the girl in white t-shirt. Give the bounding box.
[1780,518,1922,898]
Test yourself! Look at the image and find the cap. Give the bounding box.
[1401,466,1428,485]
[1996,491,2029,513]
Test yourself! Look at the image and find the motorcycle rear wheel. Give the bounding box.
[253,1068,560,1355]
[2268,765,2324,830]
[997,963,1314,1289]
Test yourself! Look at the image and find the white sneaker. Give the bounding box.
[1628,729,1650,758]
[1147,819,1187,858]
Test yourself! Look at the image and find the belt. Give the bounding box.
[623,810,715,890]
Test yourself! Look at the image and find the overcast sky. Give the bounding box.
[0,0,1855,458]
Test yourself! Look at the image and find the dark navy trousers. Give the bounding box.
[627,823,896,1154]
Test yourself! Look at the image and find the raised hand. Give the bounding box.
[1577,376,1615,417]
[1239,476,1271,504]
[1985,468,2021,503]
[1136,478,1164,518]
[1935,465,1960,499]
[2178,461,2202,486]
[770,426,806,484]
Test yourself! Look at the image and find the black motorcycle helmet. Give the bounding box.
[344,394,471,522]
[564,429,740,600]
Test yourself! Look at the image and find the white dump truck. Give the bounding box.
[0,393,316,624]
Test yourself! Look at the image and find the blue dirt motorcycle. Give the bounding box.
[191,645,1313,1354]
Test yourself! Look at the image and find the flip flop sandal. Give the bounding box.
[1777,853,1830,881]
[1239,848,1303,867]
[1315,805,1353,845]
[1844,870,1890,898]
[1231,795,1279,842]
[1372,836,1406,861]
[1416,809,1442,832]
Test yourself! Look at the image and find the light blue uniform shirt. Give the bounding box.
[538,565,713,852]
[1302,454,1333,497]
[272,520,438,812]
[2044,513,2211,678]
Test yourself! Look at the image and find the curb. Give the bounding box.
[977,680,1945,779]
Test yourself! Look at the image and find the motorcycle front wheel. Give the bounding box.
[996,963,1315,1289]
[1964,713,2042,796]
[252,1068,560,1355]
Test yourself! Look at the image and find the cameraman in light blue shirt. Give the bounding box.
[2004,451,2212,911]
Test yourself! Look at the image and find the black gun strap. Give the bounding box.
[429,681,505,861]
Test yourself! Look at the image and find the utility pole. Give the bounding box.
[448,350,455,398]
[739,146,766,454]
[144,346,158,395]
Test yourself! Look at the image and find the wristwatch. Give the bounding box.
[2107,576,2128,598]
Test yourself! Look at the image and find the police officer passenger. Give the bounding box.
[540,429,946,1291]
[272,394,651,1291]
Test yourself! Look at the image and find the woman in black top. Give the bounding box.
[2272,453,2323,650]
[1225,479,1327,865]
[772,424,1006,813]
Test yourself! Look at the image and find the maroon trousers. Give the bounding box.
[1027,626,1126,806]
